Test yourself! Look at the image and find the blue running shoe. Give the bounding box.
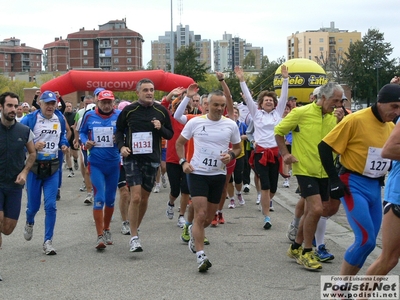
[314,244,334,262]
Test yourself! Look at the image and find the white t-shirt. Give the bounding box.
[181,114,241,176]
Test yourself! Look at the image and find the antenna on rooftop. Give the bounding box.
[178,0,183,25]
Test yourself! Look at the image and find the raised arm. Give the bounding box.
[234,66,257,116]
[174,83,199,124]
[216,72,234,119]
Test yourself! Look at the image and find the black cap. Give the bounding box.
[378,84,400,103]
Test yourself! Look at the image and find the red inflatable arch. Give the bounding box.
[40,70,195,95]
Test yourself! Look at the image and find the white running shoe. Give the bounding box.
[237,193,245,206]
[129,237,143,252]
[161,174,167,188]
[43,240,57,255]
[287,222,298,242]
[269,200,275,212]
[197,253,212,272]
[228,199,236,209]
[283,178,290,188]
[121,221,130,235]
[74,160,79,170]
[153,185,160,193]
[67,170,75,178]
[256,193,261,205]
[84,192,93,205]
[103,229,113,245]
[188,225,196,253]
[24,223,33,241]
[166,202,174,219]
[177,216,186,228]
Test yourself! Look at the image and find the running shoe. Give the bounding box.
[297,251,322,270]
[166,202,174,219]
[24,223,34,241]
[129,237,143,252]
[96,235,106,250]
[197,253,212,272]
[237,193,245,206]
[188,225,196,253]
[103,229,113,245]
[283,178,290,188]
[218,212,225,224]
[203,237,210,245]
[211,214,219,227]
[287,244,302,261]
[84,192,93,205]
[161,174,167,188]
[256,193,261,205]
[121,221,130,235]
[153,185,160,193]
[73,159,79,170]
[243,184,250,194]
[263,216,272,230]
[177,216,185,228]
[269,200,275,212]
[286,223,298,242]
[181,224,190,243]
[43,240,57,255]
[314,244,335,262]
[79,182,86,192]
[228,199,235,209]
[68,170,75,178]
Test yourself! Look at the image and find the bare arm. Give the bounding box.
[216,72,234,119]
[15,140,36,185]
[382,121,400,160]
[176,135,194,173]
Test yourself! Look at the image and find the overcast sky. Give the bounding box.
[2,0,399,69]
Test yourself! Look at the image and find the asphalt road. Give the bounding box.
[1,167,398,300]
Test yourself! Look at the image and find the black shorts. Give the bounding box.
[68,131,79,151]
[383,201,400,219]
[118,165,127,189]
[187,173,226,204]
[166,162,190,198]
[123,157,159,192]
[296,175,329,201]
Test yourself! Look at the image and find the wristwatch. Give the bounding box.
[179,158,187,166]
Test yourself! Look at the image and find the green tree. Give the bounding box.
[174,44,209,82]
[242,51,256,69]
[249,57,286,99]
[341,29,397,105]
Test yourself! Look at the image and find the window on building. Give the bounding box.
[350,39,353,44]
[127,49,131,55]
[319,38,324,43]
[83,59,88,65]
[83,40,88,46]
[114,40,119,45]
[114,49,119,54]
[5,54,7,59]
[309,47,311,54]
[309,38,311,45]
[127,40,131,45]
[83,50,88,56]
[309,56,312,60]
[319,47,324,51]
[127,58,132,63]
[338,38,343,43]
[114,58,119,63]
[5,62,8,66]
[339,47,343,52]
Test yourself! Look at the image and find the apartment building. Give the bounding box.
[43,37,69,72]
[151,24,212,71]
[214,33,263,72]
[287,22,361,65]
[0,37,42,75]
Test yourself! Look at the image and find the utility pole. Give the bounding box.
[170,0,174,73]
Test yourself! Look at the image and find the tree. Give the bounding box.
[242,51,256,69]
[174,44,209,83]
[341,29,398,105]
[249,57,286,99]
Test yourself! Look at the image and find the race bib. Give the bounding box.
[131,132,153,154]
[93,127,114,148]
[363,147,390,178]
[197,147,225,172]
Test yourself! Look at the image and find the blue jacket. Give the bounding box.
[21,109,69,150]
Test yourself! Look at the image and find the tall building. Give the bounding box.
[0,37,42,74]
[287,22,361,65]
[43,37,69,72]
[60,18,144,71]
[151,24,212,71]
[214,33,263,72]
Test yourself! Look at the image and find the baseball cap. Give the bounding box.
[377,84,400,103]
[40,91,57,102]
[97,90,115,101]
[118,101,131,110]
[288,96,297,101]
[93,87,105,96]
[22,102,30,108]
